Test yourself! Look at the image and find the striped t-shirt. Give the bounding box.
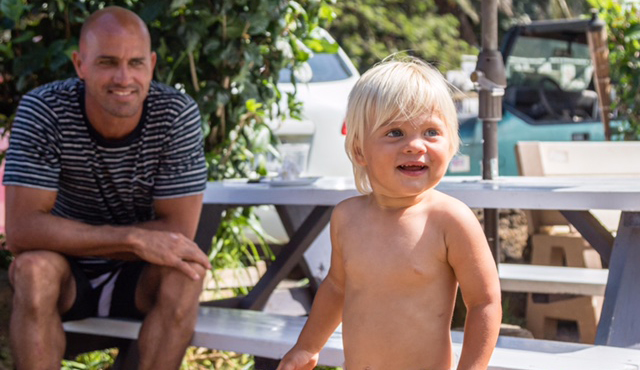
[3,78,207,274]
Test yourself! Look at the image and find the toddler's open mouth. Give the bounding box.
[398,164,427,171]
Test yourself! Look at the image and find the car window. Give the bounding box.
[278,53,353,83]
[506,36,593,92]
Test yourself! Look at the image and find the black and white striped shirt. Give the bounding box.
[3,78,207,273]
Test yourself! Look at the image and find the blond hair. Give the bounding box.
[344,56,460,194]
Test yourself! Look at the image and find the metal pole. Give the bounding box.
[471,0,506,264]
[587,10,612,141]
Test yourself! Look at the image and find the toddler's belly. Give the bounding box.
[342,307,454,369]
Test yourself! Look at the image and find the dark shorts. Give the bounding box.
[61,258,147,322]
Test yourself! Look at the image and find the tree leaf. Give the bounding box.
[0,43,14,58]
[248,13,271,35]
[170,0,191,11]
[623,28,640,42]
[139,0,165,23]
[11,30,34,43]
[0,0,25,25]
[245,99,263,113]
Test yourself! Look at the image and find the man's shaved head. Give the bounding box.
[72,6,156,135]
[79,6,151,52]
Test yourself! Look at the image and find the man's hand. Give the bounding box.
[131,228,211,280]
[276,348,319,370]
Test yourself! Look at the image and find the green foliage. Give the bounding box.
[209,206,276,295]
[0,250,12,270]
[326,0,476,73]
[323,0,592,74]
[144,0,333,180]
[181,347,252,369]
[61,348,116,369]
[589,0,640,139]
[509,0,592,21]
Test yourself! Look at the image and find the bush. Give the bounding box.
[589,0,640,138]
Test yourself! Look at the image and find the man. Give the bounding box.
[3,6,211,370]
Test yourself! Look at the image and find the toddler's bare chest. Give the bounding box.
[341,223,447,287]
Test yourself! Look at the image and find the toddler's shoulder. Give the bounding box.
[431,191,474,217]
[333,196,376,231]
[426,192,482,236]
[333,195,367,220]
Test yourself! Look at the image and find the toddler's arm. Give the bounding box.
[277,275,345,370]
[277,209,347,370]
[446,203,502,369]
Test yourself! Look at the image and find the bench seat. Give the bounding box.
[63,306,640,369]
[499,263,608,296]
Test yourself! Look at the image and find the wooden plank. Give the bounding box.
[499,264,607,296]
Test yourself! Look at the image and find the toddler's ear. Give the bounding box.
[353,146,367,166]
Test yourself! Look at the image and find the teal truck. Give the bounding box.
[447,17,618,176]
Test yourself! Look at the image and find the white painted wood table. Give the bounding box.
[194,176,640,349]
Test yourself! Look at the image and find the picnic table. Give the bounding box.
[195,175,640,348]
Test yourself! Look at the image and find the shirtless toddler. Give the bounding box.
[277,57,502,370]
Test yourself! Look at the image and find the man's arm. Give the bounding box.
[446,201,502,370]
[5,185,210,280]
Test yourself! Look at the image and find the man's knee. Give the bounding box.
[11,251,71,309]
[161,263,205,297]
[138,263,205,314]
[161,264,205,308]
[11,251,69,286]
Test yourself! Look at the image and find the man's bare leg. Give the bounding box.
[136,263,205,370]
[9,251,76,370]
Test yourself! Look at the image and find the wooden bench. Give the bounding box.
[63,306,640,369]
[60,262,608,368]
[499,263,607,296]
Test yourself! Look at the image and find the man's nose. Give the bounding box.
[113,65,132,85]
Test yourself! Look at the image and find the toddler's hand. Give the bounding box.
[276,348,319,370]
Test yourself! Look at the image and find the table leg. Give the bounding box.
[194,204,228,254]
[595,211,640,348]
[240,205,333,310]
[560,210,614,266]
[276,205,323,292]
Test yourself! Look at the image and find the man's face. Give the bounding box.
[73,25,156,123]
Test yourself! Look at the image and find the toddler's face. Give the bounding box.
[356,112,451,197]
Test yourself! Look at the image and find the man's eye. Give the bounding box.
[386,129,403,137]
[130,60,144,67]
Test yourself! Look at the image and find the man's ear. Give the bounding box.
[150,51,157,71]
[72,50,85,79]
